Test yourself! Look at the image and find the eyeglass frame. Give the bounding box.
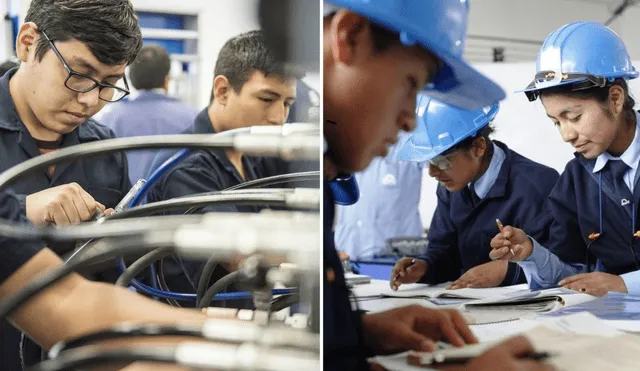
[40,30,130,103]
[428,137,482,171]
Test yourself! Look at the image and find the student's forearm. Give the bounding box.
[2,248,206,349]
[518,238,586,288]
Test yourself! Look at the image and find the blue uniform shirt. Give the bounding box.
[324,177,370,371]
[334,150,424,259]
[420,141,559,286]
[146,108,291,213]
[520,114,640,295]
[0,191,44,284]
[100,91,198,182]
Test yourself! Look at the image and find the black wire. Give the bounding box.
[48,324,203,359]
[158,258,181,307]
[0,215,203,242]
[0,135,237,193]
[0,236,159,320]
[106,193,292,220]
[198,271,241,309]
[197,255,219,308]
[116,247,174,287]
[224,171,319,191]
[605,0,637,25]
[270,293,300,312]
[185,172,320,214]
[27,346,178,371]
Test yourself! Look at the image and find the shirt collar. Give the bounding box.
[470,141,506,199]
[593,113,640,173]
[194,107,261,172]
[192,108,216,134]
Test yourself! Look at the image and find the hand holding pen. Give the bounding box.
[496,219,516,257]
[390,257,427,290]
[489,221,535,262]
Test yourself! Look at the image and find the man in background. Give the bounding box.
[0,60,19,76]
[335,137,424,260]
[101,44,198,182]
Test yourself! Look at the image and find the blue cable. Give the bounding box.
[116,258,295,302]
[128,148,192,207]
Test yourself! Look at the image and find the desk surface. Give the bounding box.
[350,279,640,339]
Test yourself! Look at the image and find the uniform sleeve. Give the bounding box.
[518,166,590,288]
[621,270,640,295]
[505,167,559,287]
[519,238,586,289]
[0,192,44,284]
[419,186,461,284]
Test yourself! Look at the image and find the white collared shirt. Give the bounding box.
[592,113,640,192]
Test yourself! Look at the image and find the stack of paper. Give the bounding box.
[460,287,596,322]
[373,313,640,371]
[381,283,529,301]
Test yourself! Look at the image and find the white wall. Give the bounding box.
[195,0,260,109]
[418,61,640,228]
[0,0,9,62]
[132,0,260,109]
[465,0,640,62]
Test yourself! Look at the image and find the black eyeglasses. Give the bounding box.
[40,30,130,103]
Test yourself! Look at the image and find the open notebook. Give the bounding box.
[461,287,596,313]
[381,283,529,301]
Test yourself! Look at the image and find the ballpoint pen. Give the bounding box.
[496,219,516,257]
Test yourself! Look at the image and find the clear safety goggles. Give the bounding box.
[523,70,607,102]
[428,150,458,171]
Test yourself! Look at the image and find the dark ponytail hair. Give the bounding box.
[540,78,636,124]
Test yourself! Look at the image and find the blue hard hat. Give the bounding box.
[324,0,505,110]
[519,21,638,101]
[396,93,499,162]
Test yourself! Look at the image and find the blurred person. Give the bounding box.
[100,44,198,182]
[322,1,555,370]
[335,135,424,260]
[0,59,19,76]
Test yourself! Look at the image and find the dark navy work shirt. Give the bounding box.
[420,141,559,285]
[146,108,291,213]
[0,191,44,284]
[323,177,370,371]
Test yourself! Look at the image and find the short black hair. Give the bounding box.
[129,44,171,90]
[540,78,636,124]
[211,30,304,101]
[0,60,19,76]
[323,12,402,53]
[26,0,143,66]
[441,125,495,158]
